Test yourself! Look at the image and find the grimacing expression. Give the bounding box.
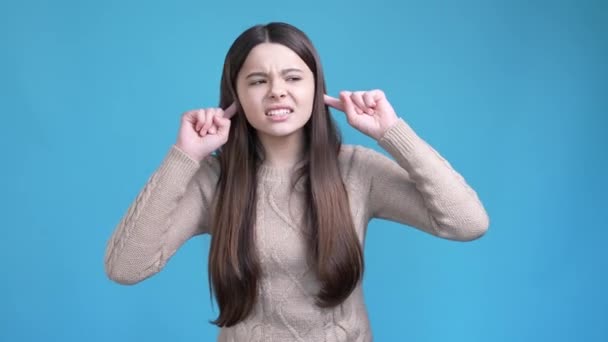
[235,43,315,141]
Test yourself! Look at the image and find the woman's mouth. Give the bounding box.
[265,108,293,122]
[265,108,293,117]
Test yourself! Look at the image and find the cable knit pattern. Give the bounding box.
[104,118,490,341]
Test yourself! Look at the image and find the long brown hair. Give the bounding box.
[209,22,363,327]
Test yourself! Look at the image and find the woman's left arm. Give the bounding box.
[325,90,490,241]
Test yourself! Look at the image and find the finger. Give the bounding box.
[195,109,205,132]
[223,102,237,119]
[339,91,357,117]
[208,126,217,134]
[213,115,231,135]
[362,92,376,108]
[182,110,197,124]
[201,109,215,136]
[369,89,385,102]
[351,91,372,114]
[324,94,344,111]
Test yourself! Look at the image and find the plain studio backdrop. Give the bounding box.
[1,0,606,341]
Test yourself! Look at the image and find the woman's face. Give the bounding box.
[235,42,315,141]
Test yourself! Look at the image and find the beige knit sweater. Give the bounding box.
[104,118,489,341]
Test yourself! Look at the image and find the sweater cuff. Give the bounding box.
[377,118,423,158]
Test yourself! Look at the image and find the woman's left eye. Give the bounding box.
[286,76,301,82]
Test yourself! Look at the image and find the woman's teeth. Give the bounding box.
[266,109,292,116]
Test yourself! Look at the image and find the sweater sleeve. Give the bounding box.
[104,145,220,284]
[364,118,489,241]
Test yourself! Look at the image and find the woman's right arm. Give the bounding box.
[104,104,235,285]
[104,146,219,285]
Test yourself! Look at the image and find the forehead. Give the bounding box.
[239,42,311,73]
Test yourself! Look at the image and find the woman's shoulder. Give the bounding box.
[338,144,388,179]
[201,153,221,172]
[187,153,221,188]
[339,144,386,165]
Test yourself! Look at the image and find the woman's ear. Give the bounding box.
[234,99,242,116]
[229,81,240,105]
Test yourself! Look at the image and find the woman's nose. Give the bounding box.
[269,91,287,99]
[268,82,287,99]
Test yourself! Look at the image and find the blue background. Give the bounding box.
[1,0,606,340]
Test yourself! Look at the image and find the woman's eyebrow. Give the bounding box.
[245,68,303,79]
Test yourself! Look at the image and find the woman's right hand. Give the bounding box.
[175,103,237,162]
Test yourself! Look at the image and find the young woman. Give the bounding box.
[104,22,489,341]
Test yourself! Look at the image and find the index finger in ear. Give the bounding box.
[223,102,237,119]
[339,91,357,115]
[324,94,344,112]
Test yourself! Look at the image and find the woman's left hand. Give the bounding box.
[324,90,399,140]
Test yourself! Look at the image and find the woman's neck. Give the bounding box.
[257,130,305,169]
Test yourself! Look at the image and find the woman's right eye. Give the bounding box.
[249,80,266,86]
